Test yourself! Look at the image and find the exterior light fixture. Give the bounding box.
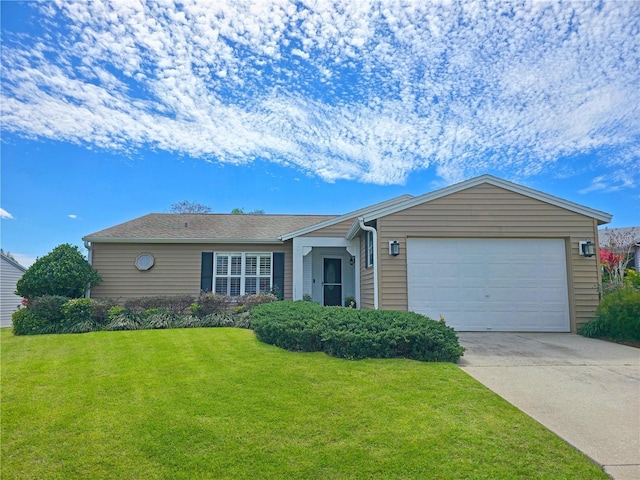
[389,240,400,256]
[579,240,596,257]
[349,256,355,266]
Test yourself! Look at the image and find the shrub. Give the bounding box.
[105,308,142,331]
[141,308,180,329]
[123,295,195,315]
[195,293,230,316]
[251,302,464,362]
[624,269,640,290]
[233,310,253,329]
[89,299,116,327]
[344,296,357,308]
[16,295,70,334]
[176,315,202,328]
[579,286,640,342]
[27,295,68,324]
[199,312,235,328]
[62,298,96,333]
[16,244,101,299]
[12,308,45,336]
[237,292,278,310]
[251,301,329,352]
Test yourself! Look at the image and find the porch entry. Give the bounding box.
[323,257,342,306]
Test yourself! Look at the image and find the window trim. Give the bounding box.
[213,252,273,297]
[365,231,374,268]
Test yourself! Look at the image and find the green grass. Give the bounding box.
[1,328,606,479]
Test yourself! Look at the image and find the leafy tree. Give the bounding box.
[230,208,265,215]
[16,244,101,299]
[170,201,212,213]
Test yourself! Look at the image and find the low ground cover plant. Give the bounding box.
[252,301,465,362]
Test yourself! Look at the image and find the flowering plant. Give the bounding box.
[600,248,624,287]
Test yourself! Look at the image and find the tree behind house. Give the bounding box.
[170,201,212,213]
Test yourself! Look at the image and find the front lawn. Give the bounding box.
[1,328,606,479]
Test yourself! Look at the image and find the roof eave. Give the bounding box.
[82,237,284,244]
[345,218,363,240]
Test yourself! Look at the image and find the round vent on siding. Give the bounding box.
[135,253,154,271]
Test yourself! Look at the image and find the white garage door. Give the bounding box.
[407,238,570,332]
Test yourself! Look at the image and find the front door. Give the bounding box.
[323,258,342,306]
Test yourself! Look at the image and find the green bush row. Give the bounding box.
[12,293,276,336]
[579,286,640,342]
[251,301,464,363]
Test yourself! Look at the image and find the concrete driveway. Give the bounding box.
[457,333,640,480]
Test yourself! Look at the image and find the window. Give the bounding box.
[365,231,374,268]
[213,253,272,296]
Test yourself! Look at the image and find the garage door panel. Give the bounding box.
[407,238,570,332]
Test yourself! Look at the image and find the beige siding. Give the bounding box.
[301,218,355,238]
[90,242,293,300]
[376,183,601,332]
[359,234,375,309]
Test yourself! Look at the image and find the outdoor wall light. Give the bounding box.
[389,240,400,256]
[349,256,355,266]
[579,240,596,257]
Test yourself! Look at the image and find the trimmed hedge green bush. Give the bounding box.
[251,301,464,362]
[579,286,640,342]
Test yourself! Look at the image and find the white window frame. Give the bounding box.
[213,252,273,297]
[365,231,374,268]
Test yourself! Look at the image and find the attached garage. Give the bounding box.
[406,238,570,332]
[348,175,612,333]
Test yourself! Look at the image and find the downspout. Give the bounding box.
[84,240,92,298]
[358,218,379,309]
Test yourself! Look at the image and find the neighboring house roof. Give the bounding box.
[599,227,640,248]
[83,213,338,244]
[347,174,613,239]
[1,253,27,273]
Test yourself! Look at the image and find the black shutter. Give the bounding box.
[272,252,285,300]
[201,252,214,292]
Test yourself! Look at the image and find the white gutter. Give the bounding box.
[81,237,283,244]
[83,240,93,298]
[358,218,379,310]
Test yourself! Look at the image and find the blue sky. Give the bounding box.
[1,0,639,268]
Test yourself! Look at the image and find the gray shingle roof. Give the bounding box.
[83,213,337,243]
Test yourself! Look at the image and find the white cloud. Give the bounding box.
[68,214,78,219]
[1,0,639,186]
[0,208,14,219]
[579,172,636,195]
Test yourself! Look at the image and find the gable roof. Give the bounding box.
[83,213,337,244]
[347,174,613,239]
[1,253,27,273]
[279,194,414,240]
